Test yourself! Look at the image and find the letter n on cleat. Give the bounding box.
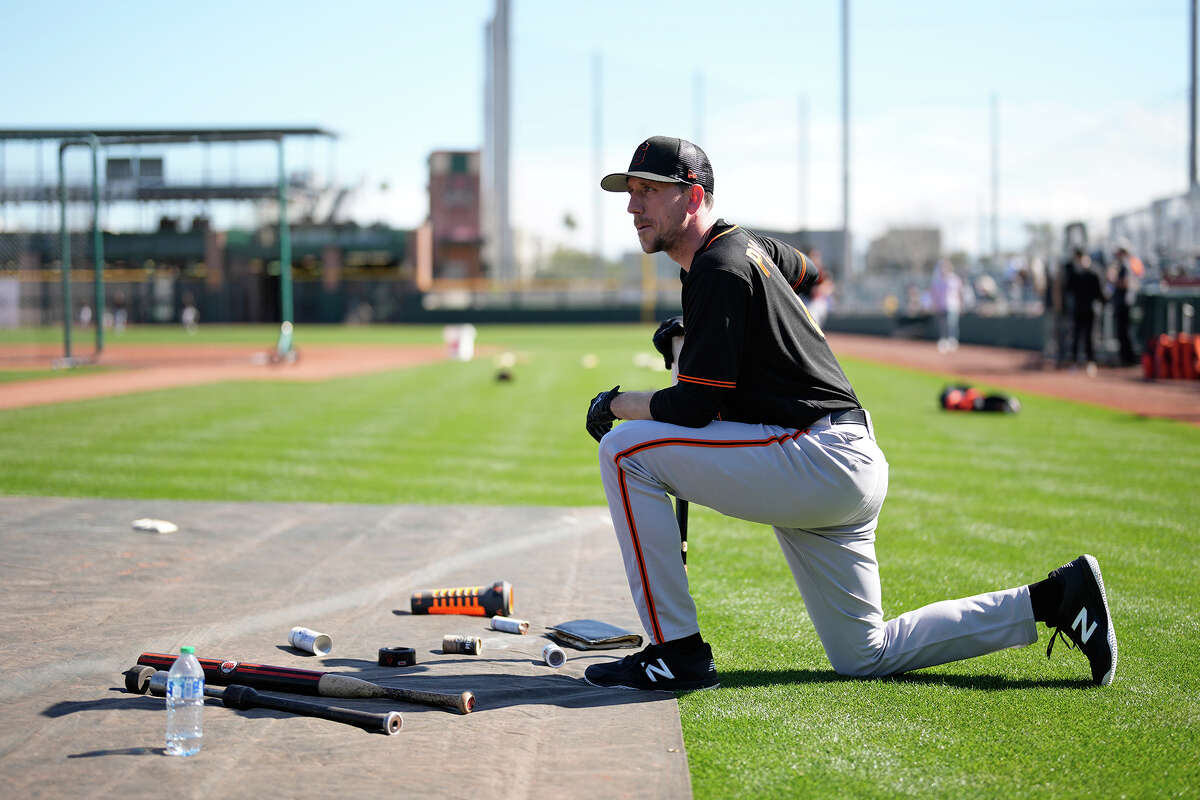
[645,659,675,683]
[1072,608,1098,644]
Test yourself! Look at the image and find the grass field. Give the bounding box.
[1,324,1196,798]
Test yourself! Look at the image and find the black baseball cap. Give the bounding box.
[601,136,714,195]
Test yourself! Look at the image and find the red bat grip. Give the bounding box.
[138,652,324,696]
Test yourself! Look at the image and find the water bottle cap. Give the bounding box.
[180,646,195,654]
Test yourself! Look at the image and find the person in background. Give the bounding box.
[1066,249,1105,375]
[1109,246,1141,366]
[800,248,834,329]
[112,290,128,333]
[1047,252,1078,367]
[181,293,199,335]
[930,259,963,353]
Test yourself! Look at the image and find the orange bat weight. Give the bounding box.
[410,580,513,617]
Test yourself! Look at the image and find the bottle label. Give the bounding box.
[168,677,204,700]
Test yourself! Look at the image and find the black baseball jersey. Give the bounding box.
[649,220,860,429]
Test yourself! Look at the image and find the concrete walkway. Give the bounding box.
[0,497,690,799]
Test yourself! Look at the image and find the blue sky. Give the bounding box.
[0,0,1190,258]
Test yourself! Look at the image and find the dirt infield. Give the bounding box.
[0,343,450,410]
[1,334,1197,425]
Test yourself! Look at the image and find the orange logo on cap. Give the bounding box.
[632,141,650,166]
[687,170,697,180]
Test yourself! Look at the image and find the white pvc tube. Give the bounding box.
[289,626,332,656]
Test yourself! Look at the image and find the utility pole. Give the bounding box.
[798,94,809,232]
[491,0,512,281]
[990,92,999,263]
[1190,0,1197,191]
[593,52,603,271]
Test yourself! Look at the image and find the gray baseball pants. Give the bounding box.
[597,411,1038,677]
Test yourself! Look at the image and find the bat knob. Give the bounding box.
[221,684,259,710]
[384,712,403,735]
[123,665,155,695]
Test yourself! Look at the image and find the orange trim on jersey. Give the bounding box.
[791,252,809,290]
[677,373,736,389]
[611,427,809,644]
[701,224,740,252]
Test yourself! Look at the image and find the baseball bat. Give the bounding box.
[670,334,689,569]
[677,497,689,568]
[136,652,475,714]
[136,668,402,735]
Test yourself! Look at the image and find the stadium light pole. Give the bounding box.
[798,93,809,232]
[593,51,603,274]
[991,93,999,264]
[1190,0,1197,192]
[840,0,851,282]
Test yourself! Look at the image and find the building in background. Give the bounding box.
[865,227,942,275]
[751,228,848,277]
[425,150,482,282]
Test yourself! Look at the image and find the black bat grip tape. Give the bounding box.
[222,685,402,734]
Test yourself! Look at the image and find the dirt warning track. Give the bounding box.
[827,333,1200,427]
[0,343,450,410]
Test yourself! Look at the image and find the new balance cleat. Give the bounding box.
[1045,554,1117,686]
[584,640,719,691]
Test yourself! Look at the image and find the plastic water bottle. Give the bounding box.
[165,646,204,756]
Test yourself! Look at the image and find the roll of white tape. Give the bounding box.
[541,642,566,668]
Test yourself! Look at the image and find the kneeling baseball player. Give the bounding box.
[583,136,1116,691]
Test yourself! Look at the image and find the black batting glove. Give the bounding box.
[652,316,685,369]
[586,385,621,443]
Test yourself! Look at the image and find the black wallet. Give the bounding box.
[545,619,643,650]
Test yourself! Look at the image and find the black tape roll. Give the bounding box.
[378,646,417,667]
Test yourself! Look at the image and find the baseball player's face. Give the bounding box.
[626,177,689,254]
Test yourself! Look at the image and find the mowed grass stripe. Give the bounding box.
[0,324,1196,798]
[683,358,1197,799]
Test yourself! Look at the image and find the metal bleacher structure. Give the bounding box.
[0,127,426,358]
